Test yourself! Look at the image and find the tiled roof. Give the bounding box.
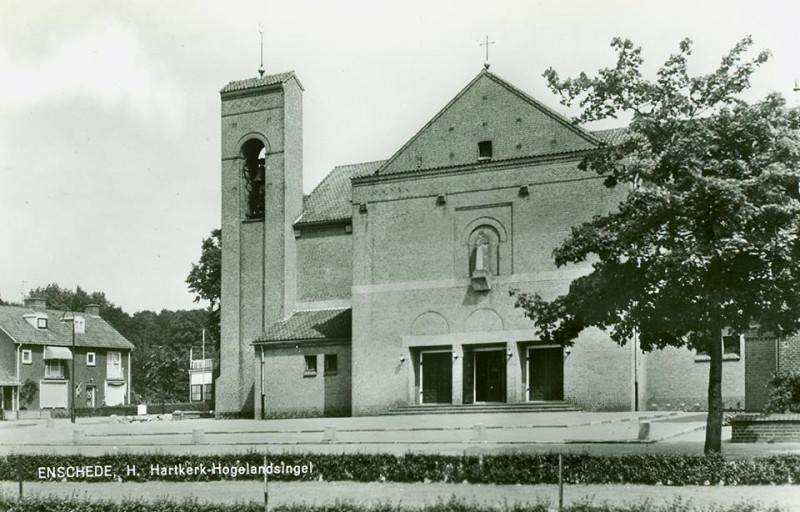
[0,305,135,350]
[220,71,301,94]
[592,127,629,145]
[254,308,351,343]
[0,366,19,386]
[295,161,385,225]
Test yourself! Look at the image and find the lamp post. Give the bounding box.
[60,310,76,424]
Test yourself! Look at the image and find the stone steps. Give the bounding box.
[383,402,579,415]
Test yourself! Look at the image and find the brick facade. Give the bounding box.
[217,68,754,418]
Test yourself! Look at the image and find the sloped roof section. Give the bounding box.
[592,127,629,145]
[295,161,385,225]
[220,71,302,94]
[0,305,135,350]
[0,366,19,386]
[254,308,351,343]
[376,69,602,176]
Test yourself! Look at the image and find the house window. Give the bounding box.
[86,352,96,366]
[304,355,317,377]
[191,384,203,402]
[203,384,212,401]
[22,349,32,364]
[478,140,493,161]
[37,317,48,329]
[45,360,64,379]
[107,351,123,379]
[73,316,85,334]
[324,354,338,375]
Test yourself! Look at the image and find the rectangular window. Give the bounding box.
[696,334,742,360]
[478,140,493,161]
[37,317,48,329]
[107,351,123,379]
[22,349,32,364]
[723,335,741,358]
[304,355,317,376]
[86,352,96,366]
[324,354,338,375]
[45,360,63,379]
[191,384,202,402]
[203,384,212,401]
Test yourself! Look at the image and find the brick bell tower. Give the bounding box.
[216,71,303,416]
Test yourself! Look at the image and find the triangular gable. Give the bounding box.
[377,69,601,176]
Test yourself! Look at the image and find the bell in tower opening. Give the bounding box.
[242,139,266,220]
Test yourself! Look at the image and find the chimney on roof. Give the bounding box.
[85,304,101,317]
[24,297,47,310]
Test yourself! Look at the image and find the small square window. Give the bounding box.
[723,335,741,359]
[304,355,317,376]
[324,354,338,375]
[37,317,48,329]
[478,141,493,161]
[22,349,32,364]
[87,352,96,366]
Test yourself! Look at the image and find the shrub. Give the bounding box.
[2,452,800,486]
[764,371,800,414]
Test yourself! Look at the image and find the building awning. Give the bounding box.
[44,346,73,360]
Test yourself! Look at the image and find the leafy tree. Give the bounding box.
[128,308,213,403]
[514,37,800,453]
[186,229,221,349]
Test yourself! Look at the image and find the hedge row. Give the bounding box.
[0,496,784,512]
[2,452,799,486]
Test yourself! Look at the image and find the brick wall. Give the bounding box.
[731,413,800,442]
[745,336,777,412]
[779,332,800,372]
[646,346,745,411]
[296,225,353,302]
[255,341,351,419]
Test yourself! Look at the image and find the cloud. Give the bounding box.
[0,21,185,131]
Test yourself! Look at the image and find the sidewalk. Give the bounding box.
[2,411,799,456]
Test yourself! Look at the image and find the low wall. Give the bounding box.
[731,413,800,442]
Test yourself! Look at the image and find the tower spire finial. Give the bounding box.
[480,35,495,70]
[258,24,265,78]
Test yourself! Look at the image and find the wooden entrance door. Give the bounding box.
[528,347,563,401]
[474,349,506,402]
[421,351,452,404]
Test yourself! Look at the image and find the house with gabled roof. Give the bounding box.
[215,67,749,418]
[0,298,135,419]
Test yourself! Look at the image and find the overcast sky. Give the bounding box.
[1,0,797,313]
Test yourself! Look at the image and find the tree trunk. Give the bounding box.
[704,330,724,454]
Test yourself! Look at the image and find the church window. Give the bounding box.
[241,139,266,220]
[478,141,493,161]
[304,355,317,376]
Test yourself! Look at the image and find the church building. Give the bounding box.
[214,66,751,418]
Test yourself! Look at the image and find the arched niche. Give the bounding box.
[411,311,450,336]
[464,308,504,332]
[459,217,509,278]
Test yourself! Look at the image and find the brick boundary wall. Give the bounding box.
[730,413,800,442]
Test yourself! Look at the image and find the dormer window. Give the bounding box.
[73,316,85,334]
[37,317,48,330]
[478,140,493,161]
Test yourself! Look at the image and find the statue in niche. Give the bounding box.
[474,232,490,274]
